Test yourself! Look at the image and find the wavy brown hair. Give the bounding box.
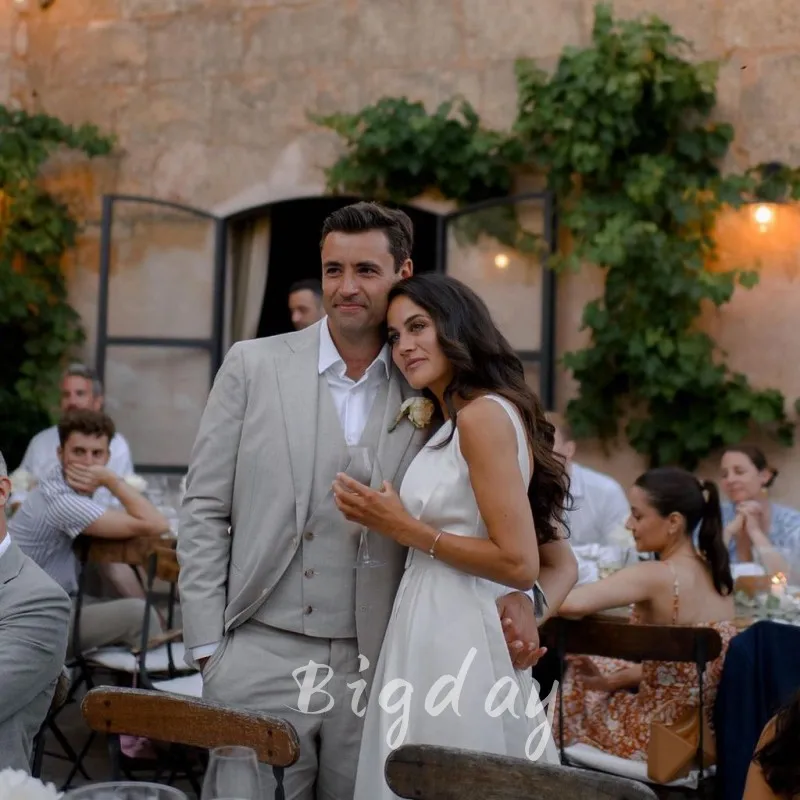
[388,273,571,545]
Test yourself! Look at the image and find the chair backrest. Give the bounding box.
[82,687,300,768]
[541,616,723,664]
[385,744,658,799]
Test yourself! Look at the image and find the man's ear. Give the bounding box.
[398,259,413,279]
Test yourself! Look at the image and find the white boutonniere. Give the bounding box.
[123,473,149,493]
[389,397,435,432]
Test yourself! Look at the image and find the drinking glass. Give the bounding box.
[64,783,186,800]
[201,746,262,800]
[346,446,384,569]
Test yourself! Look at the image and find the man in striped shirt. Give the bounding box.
[10,409,168,656]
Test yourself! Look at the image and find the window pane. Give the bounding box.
[103,346,210,467]
[446,197,548,351]
[106,204,216,339]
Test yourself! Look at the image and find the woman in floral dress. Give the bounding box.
[556,467,737,760]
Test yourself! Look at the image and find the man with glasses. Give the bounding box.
[11,363,134,510]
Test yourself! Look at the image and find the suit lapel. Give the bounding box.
[0,541,25,585]
[375,367,418,486]
[275,326,321,536]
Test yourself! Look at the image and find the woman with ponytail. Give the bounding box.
[556,467,737,762]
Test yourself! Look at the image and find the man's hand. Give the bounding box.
[64,464,114,496]
[497,591,547,670]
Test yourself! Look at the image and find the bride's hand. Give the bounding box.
[332,473,411,541]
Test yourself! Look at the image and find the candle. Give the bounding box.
[770,572,788,597]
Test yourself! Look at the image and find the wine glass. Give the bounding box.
[201,746,262,800]
[345,446,384,569]
[64,784,186,800]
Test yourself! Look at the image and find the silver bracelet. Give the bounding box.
[428,531,443,559]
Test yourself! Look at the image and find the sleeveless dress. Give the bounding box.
[556,561,737,760]
[354,395,559,800]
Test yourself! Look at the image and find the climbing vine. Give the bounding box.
[0,105,114,466]
[313,3,798,468]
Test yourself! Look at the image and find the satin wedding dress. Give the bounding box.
[354,394,559,799]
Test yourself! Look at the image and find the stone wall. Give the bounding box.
[2,0,800,501]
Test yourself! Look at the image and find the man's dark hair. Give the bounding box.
[320,201,414,271]
[288,278,322,298]
[58,409,116,448]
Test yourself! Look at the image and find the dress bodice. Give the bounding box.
[399,394,530,544]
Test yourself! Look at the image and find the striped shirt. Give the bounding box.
[9,466,106,595]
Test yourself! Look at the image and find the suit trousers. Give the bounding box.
[68,596,160,659]
[203,620,364,800]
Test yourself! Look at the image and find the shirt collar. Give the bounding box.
[318,317,391,380]
[0,532,10,562]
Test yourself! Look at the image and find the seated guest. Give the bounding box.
[555,467,737,761]
[288,278,324,331]
[11,362,134,510]
[720,445,800,577]
[9,409,166,657]
[548,412,629,546]
[744,690,800,799]
[0,449,71,772]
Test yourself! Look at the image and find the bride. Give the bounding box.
[332,273,571,798]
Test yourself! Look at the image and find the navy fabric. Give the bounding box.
[714,620,800,799]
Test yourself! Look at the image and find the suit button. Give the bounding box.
[304,606,313,615]
[304,531,314,541]
[304,569,314,578]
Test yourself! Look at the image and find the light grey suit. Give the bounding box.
[177,321,426,799]
[0,540,71,771]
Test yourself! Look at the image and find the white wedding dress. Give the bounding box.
[354,394,560,799]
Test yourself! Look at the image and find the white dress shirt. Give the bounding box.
[10,425,134,508]
[192,320,392,662]
[0,533,10,562]
[565,462,630,546]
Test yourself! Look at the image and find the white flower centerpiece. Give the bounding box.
[388,398,435,432]
[9,469,35,494]
[0,769,61,800]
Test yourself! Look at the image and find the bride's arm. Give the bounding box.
[401,399,540,590]
[558,561,668,618]
[534,538,578,624]
[333,398,540,591]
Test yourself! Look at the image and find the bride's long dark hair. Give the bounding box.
[387,273,571,545]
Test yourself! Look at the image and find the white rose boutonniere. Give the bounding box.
[0,768,62,799]
[389,397,435,432]
[123,473,149,493]
[9,468,35,494]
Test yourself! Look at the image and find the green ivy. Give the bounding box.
[513,4,795,467]
[312,2,797,469]
[0,106,114,467]
[310,97,541,254]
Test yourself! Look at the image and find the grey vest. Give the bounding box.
[253,374,388,637]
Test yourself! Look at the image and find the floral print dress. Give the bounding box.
[556,562,737,760]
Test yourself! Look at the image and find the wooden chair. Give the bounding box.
[82,687,300,800]
[385,744,658,798]
[49,535,175,788]
[30,666,71,777]
[137,546,200,699]
[541,616,723,793]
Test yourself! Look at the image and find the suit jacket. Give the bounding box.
[0,539,71,771]
[177,322,427,684]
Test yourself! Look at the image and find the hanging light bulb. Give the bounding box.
[752,203,776,233]
[494,253,510,269]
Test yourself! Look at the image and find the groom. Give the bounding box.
[177,201,543,799]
